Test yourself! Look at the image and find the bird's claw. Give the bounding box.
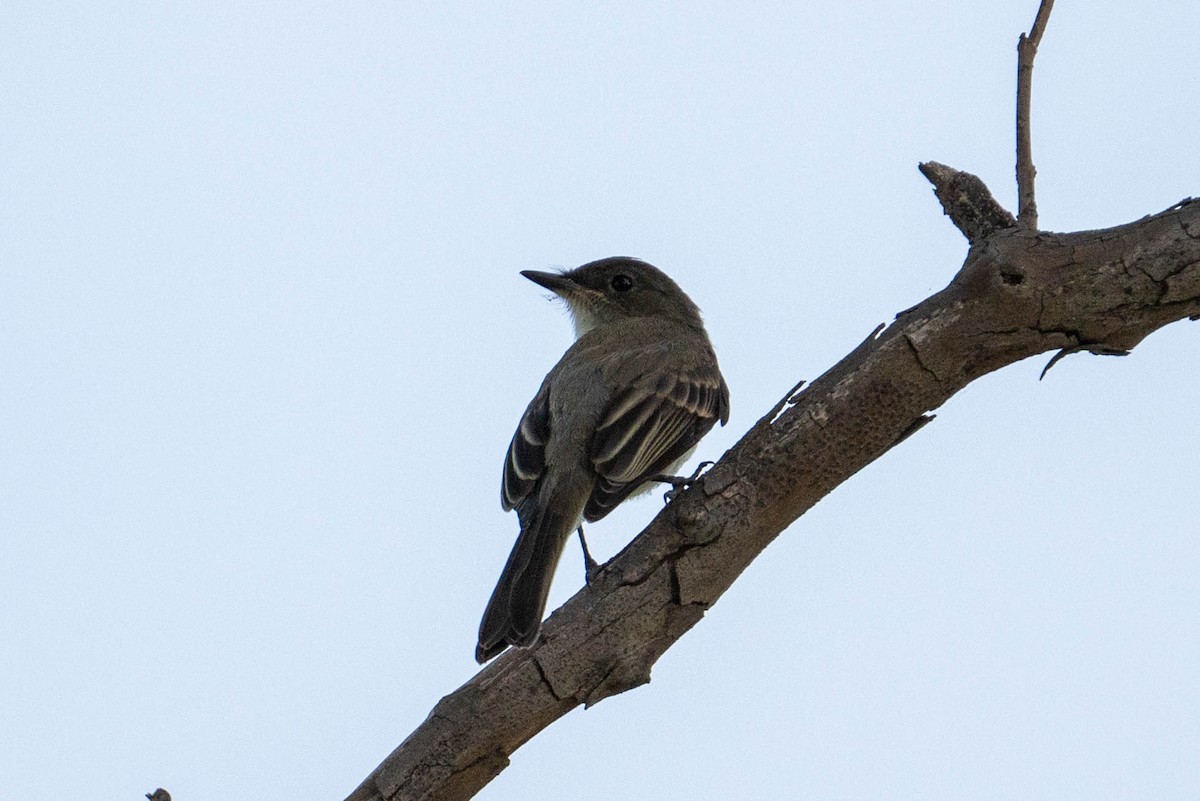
[653,461,715,504]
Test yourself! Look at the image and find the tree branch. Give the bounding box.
[341,4,1200,799]
[345,192,1200,801]
[919,161,1017,242]
[1016,0,1055,227]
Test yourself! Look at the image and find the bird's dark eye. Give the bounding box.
[610,274,634,292]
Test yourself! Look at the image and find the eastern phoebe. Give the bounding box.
[476,257,729,663]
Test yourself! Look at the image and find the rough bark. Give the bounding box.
[344,178,1200,800]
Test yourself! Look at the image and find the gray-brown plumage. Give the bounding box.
[146,790,172,801]
[476,257,729,663]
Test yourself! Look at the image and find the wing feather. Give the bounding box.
[501,383,551,511]
[585,365,728,521]
[592,393,660,466]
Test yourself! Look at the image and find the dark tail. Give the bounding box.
[476,508,569,663]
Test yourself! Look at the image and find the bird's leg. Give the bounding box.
[650,460,715,504]
[576,525,601,585]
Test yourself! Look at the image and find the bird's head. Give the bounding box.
[522,257,704,337]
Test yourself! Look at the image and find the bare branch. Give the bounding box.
[1016,0,1055,227]
[345,197,1200,801]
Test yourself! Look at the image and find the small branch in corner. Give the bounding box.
[1016,0,1055,229]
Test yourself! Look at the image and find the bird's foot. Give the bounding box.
[651,461,715,504]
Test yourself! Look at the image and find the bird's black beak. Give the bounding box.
[521,270,575,296]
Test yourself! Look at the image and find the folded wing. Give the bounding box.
[585,365,729,521]
[501,382,550,513]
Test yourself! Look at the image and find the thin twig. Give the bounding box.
[1016,0,1055,228]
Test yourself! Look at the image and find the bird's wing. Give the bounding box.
[585,363,729,521]
[501,381,551,512]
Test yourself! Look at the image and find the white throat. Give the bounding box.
[565,301,600,339]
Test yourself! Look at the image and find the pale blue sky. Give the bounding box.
[3,2,1199,799]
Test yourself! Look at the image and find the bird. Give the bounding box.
[145,790,172,801]
[476,256,729,663]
